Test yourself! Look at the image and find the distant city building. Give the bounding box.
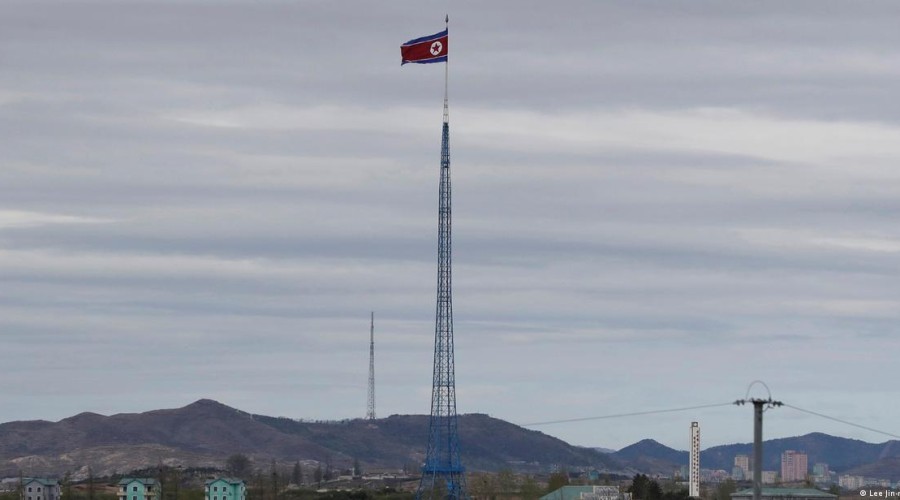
[735,455,750,478]
[849,478,891,488]
[205,478,246,500]
[732,467,746,481]
[118,478,160,500]
[781,450,809,483]
[731,488,836,500]
[541,486,631,500]
[811,464,831,485]
[812,464,828,477]
[762,471,778,485]
[582,486,629,500]
[21,479,60,500]
[701,469,732,483]
[690,422,700,498]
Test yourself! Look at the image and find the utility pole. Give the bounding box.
[735,382,782,500]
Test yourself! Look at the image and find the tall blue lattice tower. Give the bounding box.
[416,57,467,500]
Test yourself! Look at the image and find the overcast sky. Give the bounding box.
[3,0,900,454]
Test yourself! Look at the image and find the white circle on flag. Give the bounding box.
[430,41,443,56]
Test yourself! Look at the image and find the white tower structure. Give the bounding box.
[690,421,700,497]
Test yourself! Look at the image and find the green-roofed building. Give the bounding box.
[118,478,161,500]
[21,478,60,500]
[205,478,246,500]
[731,488,837,500]
[541,485,631,500]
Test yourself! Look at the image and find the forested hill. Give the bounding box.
[0,399,621,477]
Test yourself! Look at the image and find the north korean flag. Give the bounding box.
[401,29,448,65]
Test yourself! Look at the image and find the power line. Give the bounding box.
[782,403,900,440]
[519,398,900,442]
[521,402,735,427]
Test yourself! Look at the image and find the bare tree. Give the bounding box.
[226,454,253,479]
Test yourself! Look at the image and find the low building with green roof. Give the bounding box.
[118,478,160,500]
[731,488,837,500]
[541,485,631,500]
[22,478,60,500]
[205,477,246,500]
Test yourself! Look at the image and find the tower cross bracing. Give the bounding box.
[416,40,467,500]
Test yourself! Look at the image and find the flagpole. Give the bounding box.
[443,15,449,125]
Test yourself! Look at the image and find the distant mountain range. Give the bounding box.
[614,434,900,481]
[1,400,899,480]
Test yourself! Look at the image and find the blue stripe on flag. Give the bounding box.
[401,29,448,47]
[402,55,447,65]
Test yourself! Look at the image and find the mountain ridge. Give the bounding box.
[609,434,900,478]
[0,400,621,478]
[2,400,900,479]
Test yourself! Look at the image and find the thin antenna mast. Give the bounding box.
[366,311,376,421]
[443,15,449,125]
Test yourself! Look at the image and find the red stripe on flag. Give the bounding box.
[401,35,448,64]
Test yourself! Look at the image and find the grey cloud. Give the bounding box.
[3,0,900,450]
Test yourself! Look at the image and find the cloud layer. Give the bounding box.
[2,0,900,451]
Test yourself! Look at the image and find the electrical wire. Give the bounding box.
[520,402,736,427]
[519,398,900,443]
[782,403,900,440]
